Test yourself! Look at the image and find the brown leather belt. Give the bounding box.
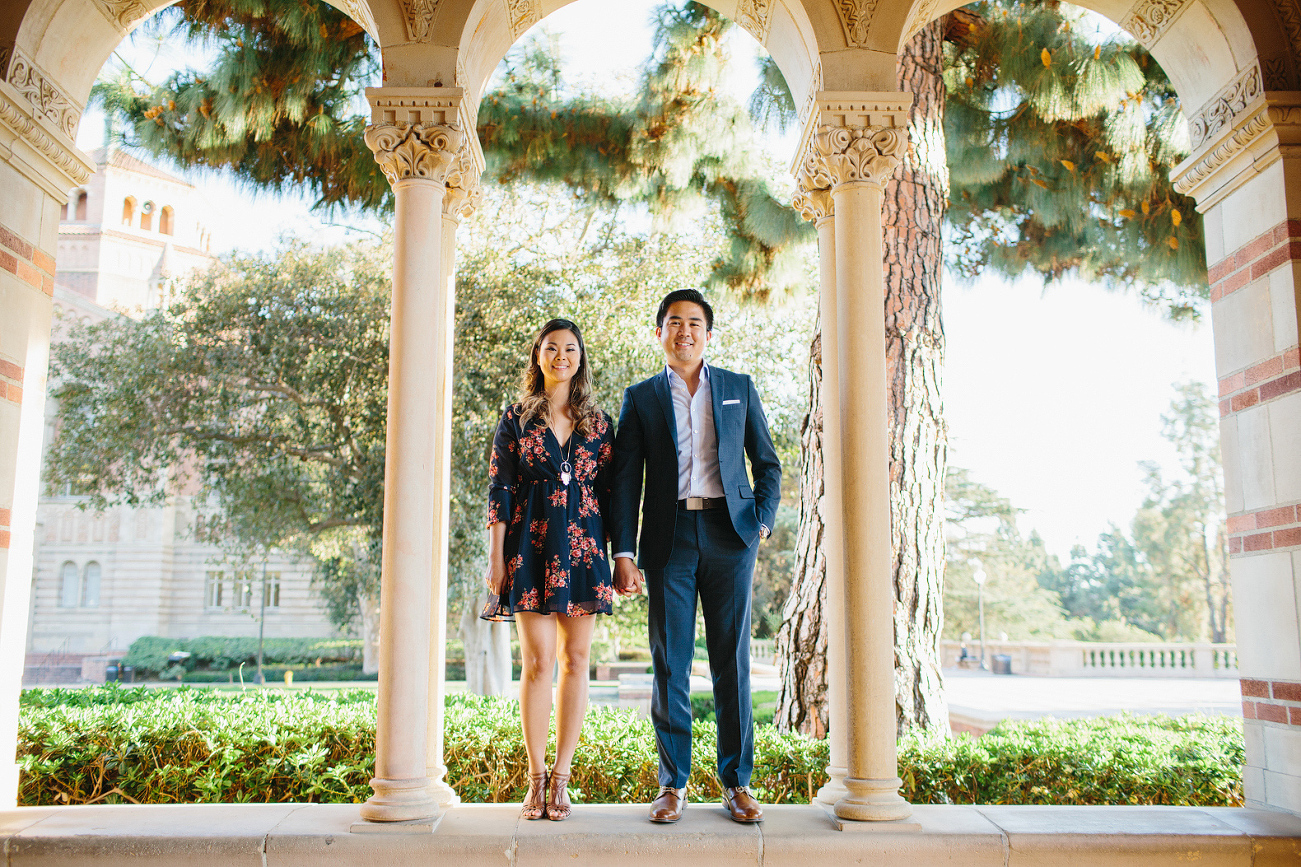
[678,497,725,510]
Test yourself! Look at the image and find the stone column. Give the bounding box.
[1171,90,1301,814]
[796,93,913,823]
[425,148,482,808]
[792,186,847,806]
[360,87,466,823]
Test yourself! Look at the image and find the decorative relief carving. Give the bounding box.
[90,0,148,31]
[0,46,11,78]
[0,94,92,187]
[836,0,880,48]
[1189,64,1263,149]
[792,186,833,223]
[1172,104,1270,196]
[1260,56,1294,90]
[507,0,541,37]
[735,0,773,43]
[443,146,483,220]
[364,122,465,186]
[1120,0,1186,45]
[1276,0,1301,66]
[398,0,436,42]
[903,0,941,42]
[7,50,81,138]
[798,124,907,191]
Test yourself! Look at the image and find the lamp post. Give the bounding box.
[972,566,988,671]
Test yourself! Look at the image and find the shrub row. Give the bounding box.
[122,637,362,676]
[17,686,1242,807]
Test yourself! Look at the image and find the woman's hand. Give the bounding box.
[484,556,508,595]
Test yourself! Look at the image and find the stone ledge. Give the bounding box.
[0,803,1296,866]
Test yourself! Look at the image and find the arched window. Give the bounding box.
[140,201,155,231]
[122,196,136,226]
[81,562,101,607]
[159,205,174,236]
[74,190,88,221]
[59,562,79,608]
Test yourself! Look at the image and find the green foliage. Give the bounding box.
[18,687,1241,808]
[122,636,362,676]
[944,1,1206,315]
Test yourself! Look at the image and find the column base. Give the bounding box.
[816,767,849,806]
[834,776,912,822]
[427,766,461,807]
[359,775,440,823]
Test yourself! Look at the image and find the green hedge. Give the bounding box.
[122,637,362,676]
[16,686,1242,807]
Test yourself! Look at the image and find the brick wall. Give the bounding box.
[1242,678,1301,726]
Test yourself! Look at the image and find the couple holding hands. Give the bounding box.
[481,289,782,824]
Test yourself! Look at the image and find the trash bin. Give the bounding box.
[104,663,118,683]
[120,665,134,683]
[991,654,1012,675]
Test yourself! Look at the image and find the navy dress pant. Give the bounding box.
[645,506,758,789]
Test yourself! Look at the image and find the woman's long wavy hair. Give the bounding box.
[517,318,601,437]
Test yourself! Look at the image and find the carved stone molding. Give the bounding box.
[1260,56,1295,90]
[792,186,834,223]
[1171,98,1286,208]
[736,0,773,44]
[903,0,941,43]
[1190,64,1263,149]
[836,0,880,48]
[90,0,148,31]
[0,59,93,197]
[1120,0,1186,45]
[398,0,436,42]
[507,0,541,37]
[5,49,81,139]
[799,124,907,190]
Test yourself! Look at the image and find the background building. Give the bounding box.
[24,149,338,683]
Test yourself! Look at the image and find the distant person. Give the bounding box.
[481,318,616,821]
[610,289,782,824]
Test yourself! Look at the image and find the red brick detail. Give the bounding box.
[6,385,22,405]
[1273,681,1301,702]
[1247,356,1285,386]
[0,530,8,549]
[0,226,33,261]
[1220,399,1231,418]
[1258,702,1289,723]
[1218,267,1252,298]
[1245,532,1274,551]
[1219,372,1246,397]
[0,508,10,526]
[1273,220,1301,244]
[1231,390,1260,412]
[0,251,16,275]
[1276,527,1301,548]
[1287,348,1301,371]
[1229,536,1243,553]
[1255,506,1297,528]
[0,360,20,383]
[1243,678,1270,697]
[1260,371,1301,402]
[1228,514,1256,533]
[1208,258,1234,284]
[1243,701,1257,719]
[1291,707,1301,725]
[15,260,41,290]
[32,249,55,274]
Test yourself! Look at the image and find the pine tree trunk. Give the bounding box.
[885,19,950,734]
[775,20,949,735]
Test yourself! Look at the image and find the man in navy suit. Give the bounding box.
[610,289,782,824]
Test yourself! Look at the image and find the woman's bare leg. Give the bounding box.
[552,612,597,775]
[515,612,558,776]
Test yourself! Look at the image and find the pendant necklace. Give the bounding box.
[559,434,574,487]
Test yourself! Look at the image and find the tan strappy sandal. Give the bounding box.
[546,769,572,821]
[521,768,548,820]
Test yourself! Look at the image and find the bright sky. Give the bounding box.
[75,0,1219,561]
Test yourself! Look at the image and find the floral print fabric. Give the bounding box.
[481,405,615,621]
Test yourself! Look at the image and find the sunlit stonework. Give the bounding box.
[364,122,465,187]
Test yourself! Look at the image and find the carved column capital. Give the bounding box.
[442,141,483,220]
[364,122,464,187]
[1172,92,1301,210]
[793,185,834,224]
[798,125,907,192]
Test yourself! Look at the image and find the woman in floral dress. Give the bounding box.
[481,318,615,821]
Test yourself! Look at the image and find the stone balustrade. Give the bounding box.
[941,641,1239,678]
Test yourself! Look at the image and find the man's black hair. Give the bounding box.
[655,289,714,331]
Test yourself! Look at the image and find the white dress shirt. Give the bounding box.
[667,363,725,500]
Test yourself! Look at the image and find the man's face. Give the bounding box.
[656,300,711,366]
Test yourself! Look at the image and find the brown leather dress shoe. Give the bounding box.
[648,786,687,823]
[723,786,763,823]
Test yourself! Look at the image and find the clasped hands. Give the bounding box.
[613,557,644,597]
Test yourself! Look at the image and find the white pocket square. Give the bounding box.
[722,399,740,405]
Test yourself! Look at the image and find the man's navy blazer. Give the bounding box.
[610,365,782,571]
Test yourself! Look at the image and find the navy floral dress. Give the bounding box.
[480,405,615,620]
